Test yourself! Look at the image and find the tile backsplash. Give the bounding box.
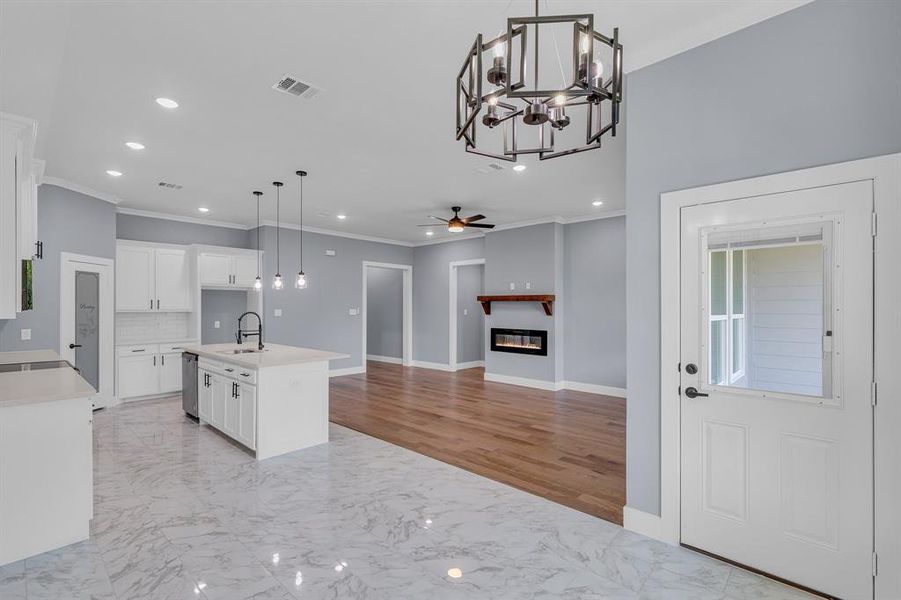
[116,312,192,344]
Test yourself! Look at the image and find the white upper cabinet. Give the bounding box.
[199,250,258,288]
[232,255,258,287]
[116,242,192,312]
[155,248,191,310]
[116,245,155,311]
[199,253,232,286]
[0,112,38,319]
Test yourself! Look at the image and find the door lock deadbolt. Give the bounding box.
[685,363,698,375]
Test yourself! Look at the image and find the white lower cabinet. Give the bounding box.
[116,344,188,400]
[199,361,257,451]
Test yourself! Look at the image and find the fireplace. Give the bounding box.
[490,328,548,356]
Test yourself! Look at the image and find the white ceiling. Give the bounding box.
[1,0,809,244]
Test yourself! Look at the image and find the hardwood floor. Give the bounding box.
[329,361,626,524]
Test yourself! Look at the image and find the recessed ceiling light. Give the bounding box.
[512,164,526,172]
[155,97,179,109]
[447,568,463,579]
[336,214,347,220]
[106,170,122,177]
[592,200,604,206]
[125,141,145,150]
[198,207,210,213]
[426,230,434,236]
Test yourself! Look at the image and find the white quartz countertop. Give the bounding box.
[183,343,349,369]
[0,350,96,408]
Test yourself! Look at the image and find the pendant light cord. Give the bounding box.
[300,175,304,270]
[257,194,261,276]
[276,185,280,274]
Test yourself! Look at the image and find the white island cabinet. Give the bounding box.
[185,343,347,459]
[0,350,95,566]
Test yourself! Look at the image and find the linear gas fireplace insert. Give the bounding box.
[490,328,548,356]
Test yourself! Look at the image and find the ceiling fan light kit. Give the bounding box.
[455,0,622,162]
[419,206,496,233]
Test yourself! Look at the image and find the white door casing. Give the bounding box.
[448,258,486,371]
[60,253,114,408]
[679,181,873,599]
[361,261,413,370]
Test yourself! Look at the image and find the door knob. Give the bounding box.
[69,343,82,349]
[684,386,709,399]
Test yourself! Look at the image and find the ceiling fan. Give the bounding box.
[419,206,495,233]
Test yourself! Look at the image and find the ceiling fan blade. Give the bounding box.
[417,224,442,227]
[428,215,450,222]
[463,214,486,223]
[465,223,495,229]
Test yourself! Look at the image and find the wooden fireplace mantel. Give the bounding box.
[476,294,556,316]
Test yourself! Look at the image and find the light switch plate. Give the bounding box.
[525,281,531,290]
[325,250,336,256]
[274,308,282,317]
[20,328,31,341]
[214,321,220,329]
[463,308,468,316]
[509,282,515,290]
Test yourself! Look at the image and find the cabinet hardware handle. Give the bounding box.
[241,373,250,377]
[150,298,153,309]
[225,368,234,372]
[35,241,43,260]
[161,355,165,366]
[153,356,157,366]
[131,349,145,352]
[157,299,160,309]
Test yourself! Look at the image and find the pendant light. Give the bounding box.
[253,191,263,291]
[294,170,308,289]
[271,181,284,290]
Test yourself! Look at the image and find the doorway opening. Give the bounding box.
[449,260,485,371]
[361,261,412,370]
[59,253,114,409]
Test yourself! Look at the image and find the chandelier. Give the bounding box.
[455,0,622,162]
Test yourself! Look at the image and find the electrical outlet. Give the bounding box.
[463,308,468,316]
[525,281,531,290]
[214,321,220,329]
[274,308,282,317]
[348,308,357,316]
[20,328,31,341]
[509,282,515,290]
[325,250,336,256]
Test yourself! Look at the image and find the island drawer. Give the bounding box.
[199,358,257,384]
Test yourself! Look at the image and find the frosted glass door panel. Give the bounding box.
[75,271,100,391]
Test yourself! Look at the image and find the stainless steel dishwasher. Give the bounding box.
[182,352,199,419]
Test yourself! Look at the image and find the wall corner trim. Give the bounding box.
[623,506,675,545]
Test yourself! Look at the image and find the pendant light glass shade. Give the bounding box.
[253,191,263,292]
[294,170,309,290]
[271,181,284,290]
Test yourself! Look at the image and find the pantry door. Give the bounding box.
[679,180,874,599]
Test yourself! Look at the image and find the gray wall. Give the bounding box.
[412,237,484,364]
[456,263,484,364]
[257,226,413,370]
[0,184,117,351]
[483,223,562,383]
[366,266,403,359]
[564,216,626,388]
[117,213,252,248]
[201,289,250,344]
[624,0,901,515]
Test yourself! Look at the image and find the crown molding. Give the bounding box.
[259,220,414,247]
[41,176,122,204]
[116,207,248,230]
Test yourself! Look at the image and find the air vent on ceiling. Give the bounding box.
[475,162,505,174]
[158,181,183,190]
[272,74,321,99]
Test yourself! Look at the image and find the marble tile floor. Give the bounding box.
[0,396,817,600]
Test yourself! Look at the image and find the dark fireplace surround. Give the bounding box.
[490,328,548,356]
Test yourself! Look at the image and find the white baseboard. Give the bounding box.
[483,372,564,391]
[623,505,673,544]
[561,381,627,398]
[453,360,485,370]
[329,366,366,378]
[411,360,454,372]
[366,354,403,364]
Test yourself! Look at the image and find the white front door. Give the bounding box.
[60,254,115,409]
[679,180,873,599]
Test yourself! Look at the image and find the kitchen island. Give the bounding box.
[182,343,347,459]
[0,350,95,566]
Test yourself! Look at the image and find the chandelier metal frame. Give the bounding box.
[455,0,622,162]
